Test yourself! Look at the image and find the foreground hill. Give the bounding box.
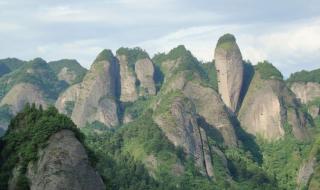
[0,105,105,190]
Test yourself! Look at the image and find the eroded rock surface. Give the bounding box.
[155,97,214,177]
[71,50,119,128]
[290,82,320,104]
[0,83,48,114]
[57,67,77,84]
[118,55,138,102]
[135,58,156,96]
[55,84,81,115]
[26,130,105,190]
[239,73,309,140]
[214,34,243,112]
[297,158,316,187]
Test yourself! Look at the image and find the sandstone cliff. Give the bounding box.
[239,70,309,141]
[135,58,156,96]
[290,82,320,104]
[214,34,244,112]
[0,83,48,114]
[154,95,214,177]
[8,130,105,190]
[71,49,119,128]
[117,54,138,102]
[55,84,81,116]
[117,48,156,102]
[290,82,320,118]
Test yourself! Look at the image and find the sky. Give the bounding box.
[0,0,320,76]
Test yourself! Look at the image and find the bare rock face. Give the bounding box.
[183,82,238,147]
[118,55,138,102]
[154,96,214,177]
[214,34,244,112]
[309,105,320,118]
[239,82,284,139]
[290,82,320,118]
[0,83,48,114]
[71,50,119,128]
[55,84,81,115]
[290,82,320,104]
[26,130,105,190]
[239,72,309,141]
[297,158,316,188]
[135,58,156,96]
[57,67,77,84]
[159,66,237,147]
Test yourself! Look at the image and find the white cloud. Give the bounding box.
[138,17,320,75]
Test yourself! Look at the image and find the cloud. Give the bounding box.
[0,0,319,76]
[138,17,320,76]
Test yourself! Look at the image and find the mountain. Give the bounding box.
[48,59,87,85]
[0,105,105,190]
[0,34,320,190]
[0,58,68,131]
[0,58,25,77]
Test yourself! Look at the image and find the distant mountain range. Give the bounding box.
[0,34,320,190]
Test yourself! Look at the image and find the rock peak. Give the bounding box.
[217,33,236,43]
[214,33,243,112]
[94,49,114,63]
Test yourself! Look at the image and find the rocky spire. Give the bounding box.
[214,34,244,112]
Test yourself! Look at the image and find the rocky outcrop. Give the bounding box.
[309,105,320,118]
[297,158,316,188]
[290,82,320,118]
[239,72,309,141]
[57,67,77,84]
[118,55,138,102]
[0,83,48,114]
[71,50,119,128]
[183,81,238,147]
[135,58,156,96]
[26,130,105,190]
[290,82,320,104]
[55,84,81,116]
[154,96,214,177]
[214,34,243,112]
[160,68,237,147]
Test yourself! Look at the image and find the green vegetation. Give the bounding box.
[116,47,149,71]
[257,136,311,189]
[287,68,320,84]
[200,61,218,90]
[152,45,215,90]
[216,33,236,50]
[94,49,115,63]
[255,61,283,80]
[0,105,13,125]
[64,101,75,116]
[0,64,10,78]
[226,148,277,189]
[0,58,25,77]
[121,96,153,120]
[0,104,85,190]
[48,59,87,84]
[0,58,25,71]
[0,58,68,100]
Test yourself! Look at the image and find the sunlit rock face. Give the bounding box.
[214,33,244,112]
